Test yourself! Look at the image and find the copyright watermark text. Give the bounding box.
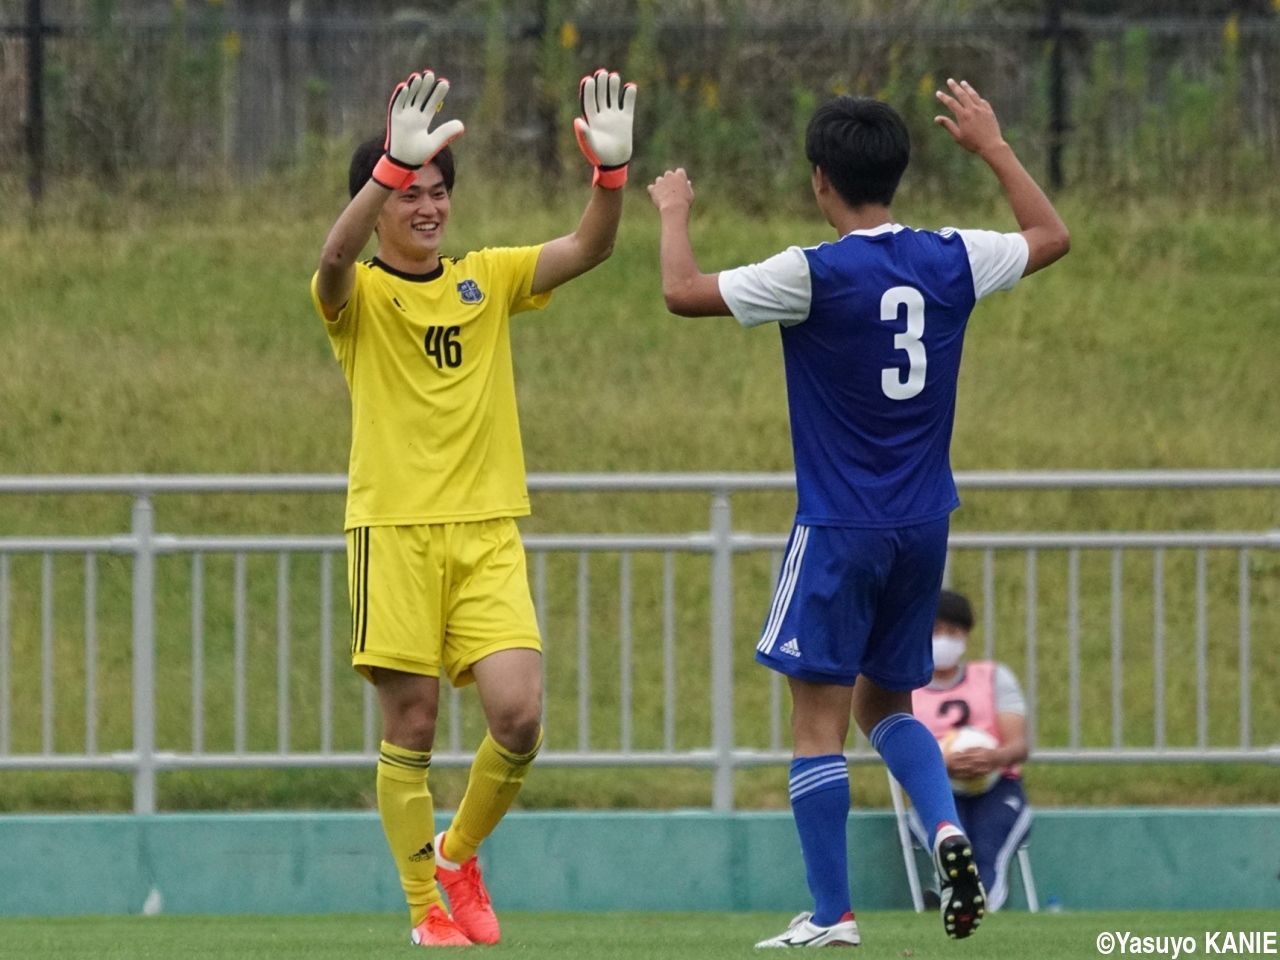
[1096,931,1278,958]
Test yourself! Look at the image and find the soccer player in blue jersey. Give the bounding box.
[649,79,1068,946]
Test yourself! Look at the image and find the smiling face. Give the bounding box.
[375,162,452,272]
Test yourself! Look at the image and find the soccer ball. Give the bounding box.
[940,725,1000,796]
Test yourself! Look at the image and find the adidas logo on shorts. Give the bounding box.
[780,638,801,658]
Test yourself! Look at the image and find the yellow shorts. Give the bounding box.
[346,517,541,687]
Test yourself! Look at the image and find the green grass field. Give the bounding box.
[0,175,1277,811]
[2,911,1276,959]
[4,175,1278,480]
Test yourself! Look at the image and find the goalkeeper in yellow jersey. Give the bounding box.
[310,67,636,948]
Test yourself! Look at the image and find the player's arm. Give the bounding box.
[531,183,624,295]
[532,70,636,295]
[950,719,1025,777]
[648,168,730,317]
[315,70,464,318]
[935,78,1070,276]
[993,711,1030,767]
[316,180,393,319]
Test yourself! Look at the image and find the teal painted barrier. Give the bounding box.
[1,809,1276,916]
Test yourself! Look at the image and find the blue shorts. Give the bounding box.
[754,517,949,690]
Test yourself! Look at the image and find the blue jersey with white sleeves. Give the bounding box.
[719,224,1028,527]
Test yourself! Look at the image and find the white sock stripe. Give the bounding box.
[869,712,915,750]
[789,767,849,791]
[789,770,850,801]
[989,802,1033,911]
[875,712,915,741]
[788,762,849,783]
[790,776,849,800]
[758,525,809,653]
[788,761,848,792]
[869,715,898,749]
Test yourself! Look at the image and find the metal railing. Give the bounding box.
[1,472,1278,813]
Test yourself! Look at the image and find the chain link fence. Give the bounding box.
[2,1,1278,198]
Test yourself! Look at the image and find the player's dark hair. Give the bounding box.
[804,96,910,208]
[936,590,974,632]
[347,136,456,198]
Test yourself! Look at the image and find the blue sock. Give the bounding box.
[789,754,851,927]
[870,713,959,848]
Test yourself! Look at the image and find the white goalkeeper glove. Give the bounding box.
[372,70,465,192]
[573,68,636,189]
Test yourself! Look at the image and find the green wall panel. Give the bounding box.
[0,809,1276,916]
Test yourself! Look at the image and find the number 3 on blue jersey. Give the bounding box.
[880,286,926,400]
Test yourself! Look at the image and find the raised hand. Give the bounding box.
[373,70,465,191]
[647,168,695,216]
[934,78,1005,157]
[574,68,637,189]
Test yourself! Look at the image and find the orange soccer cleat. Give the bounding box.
[435,831,500,945]
[409,903,473,948]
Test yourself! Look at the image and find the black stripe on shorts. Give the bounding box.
[358,528,370,652]
[350,527,370,655]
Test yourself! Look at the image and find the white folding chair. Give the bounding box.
[886,770,1039,912]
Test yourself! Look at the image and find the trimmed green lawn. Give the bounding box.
[2,911,1276,959]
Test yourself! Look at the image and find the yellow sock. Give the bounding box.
[376,740,442,927]
[443,728,543,864]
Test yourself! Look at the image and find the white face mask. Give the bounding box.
[932,635,966,670]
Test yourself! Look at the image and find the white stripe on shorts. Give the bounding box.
[758,525,810,655]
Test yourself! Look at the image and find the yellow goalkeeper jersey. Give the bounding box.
[310,246,550,530]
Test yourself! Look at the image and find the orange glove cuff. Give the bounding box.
[593,164,628,189]
[371,153,418,191]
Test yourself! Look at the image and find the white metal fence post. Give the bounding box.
[710,489,734,811]
[131,491,157,814]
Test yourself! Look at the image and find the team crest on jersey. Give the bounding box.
[456,279,484,304]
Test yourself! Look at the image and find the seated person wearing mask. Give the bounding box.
[910,590,1031,911]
